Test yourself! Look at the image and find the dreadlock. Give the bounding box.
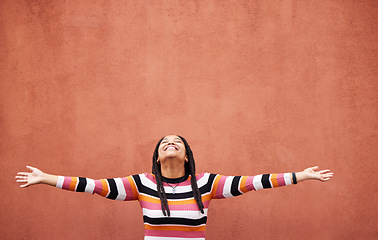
[151,135,205,217]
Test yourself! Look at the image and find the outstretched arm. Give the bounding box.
[15,166,139,201]
[211,166,334,199]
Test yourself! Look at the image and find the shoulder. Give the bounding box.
[140,172,157,184]
[196,172,219,185]
[196,172,219,179]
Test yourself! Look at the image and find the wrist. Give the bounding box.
[40,172,48,184]
[294,171,308,183]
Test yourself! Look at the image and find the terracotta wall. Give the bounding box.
[1,1,377,239]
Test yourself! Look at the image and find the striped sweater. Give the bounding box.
[56,172,292,239]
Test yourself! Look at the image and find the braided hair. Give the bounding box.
[151,135,205,216]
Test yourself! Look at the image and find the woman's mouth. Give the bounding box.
[164,145,178,151]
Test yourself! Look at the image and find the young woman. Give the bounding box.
[16,135,334,240]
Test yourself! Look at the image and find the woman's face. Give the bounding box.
[158,135,187,163]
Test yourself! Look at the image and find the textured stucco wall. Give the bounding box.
[1,1,377,239]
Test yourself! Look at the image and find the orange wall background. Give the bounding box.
[1,1,377,239]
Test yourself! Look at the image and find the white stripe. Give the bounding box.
[140,174,198,195]
[145,236,205,240]
[163,184,192,194]
[74,177,79,191]
[85,178,95,194]
[142,208,208,219]
[253,174,263,191]
[222,176,234,198]
[114,178,126,201]
[56,176,64,188]
[268,175,273,188]
[284,173,292,186]
[139,174,158,191]
[145,222,206,228]
[196,173,211,188]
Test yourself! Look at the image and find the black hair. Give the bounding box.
[151,135,204,216]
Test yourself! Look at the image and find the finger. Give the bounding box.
[309,166,319,171]
[17,172,29,176]
[324,173,334,178]
[20,183,29,188]
[15,176,27,179]
[319,169,331,174]
[323,172,334,176]
[16,179,28,183]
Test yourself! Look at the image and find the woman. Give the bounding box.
[16,135,334,240]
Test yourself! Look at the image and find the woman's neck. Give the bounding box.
[160,165,186,178]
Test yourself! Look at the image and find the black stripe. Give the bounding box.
[166,191,194,199]
[162,173,189,184]
[134,174,208,200]
[76,177,87,192]
[106,179,118,200]
[133,174,160,198]
[199,173,216,195]
[230,176,242,197]
[261,174,272,189]
[143,215,207,226]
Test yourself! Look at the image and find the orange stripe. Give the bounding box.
[99,179,108,197]
[211,175,222,198]
[201,193,211,202]
[69,177,78,191]
[139,193,212,205]
[139,194,162,204]
[127,176,138,198]
[239,176,249,193]
[271,174,279,188]
[145,224,206,232]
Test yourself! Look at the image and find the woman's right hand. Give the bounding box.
[16,166,44,188]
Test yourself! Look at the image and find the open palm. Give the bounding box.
[303,166,333,182]
[15,166,44,187]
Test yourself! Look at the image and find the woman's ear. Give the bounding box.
[157,158,160,164]
[185,156,188,162]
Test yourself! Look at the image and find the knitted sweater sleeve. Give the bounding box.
[210,173,292,199]
[55,175,139,201]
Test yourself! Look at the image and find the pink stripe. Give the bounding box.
[62,177,72,190]
[144,173,157,184]
[195,172,205,181]
[145,229,206,238]
[121,177,137,200]
[244,176,255,191]
[140,200,210,211]
[93,180,103,195]
[277,173,285,186]
[215,176,227,198]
